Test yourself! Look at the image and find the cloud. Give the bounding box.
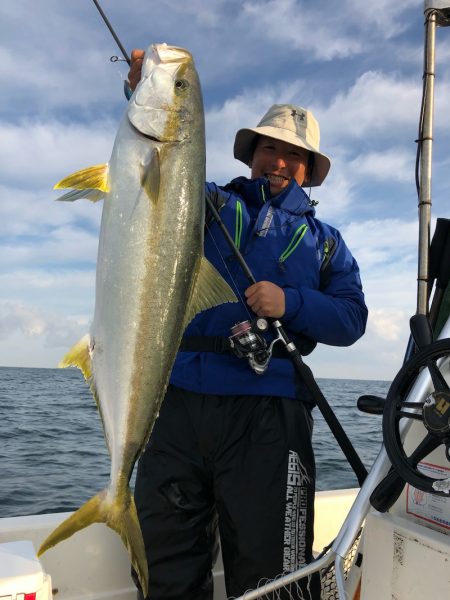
[318,71,421,142]
[0,120,115,190]
[310,145,416,220]
[368,308,405,342]
[321,69,450,149]
[0,301,88,348]
[0,225,99,270]
[0,2,129,116]
[1,0,448,381]
[242,0,363,61]
[337,218,419,357]
[346,0,421,39]
[0,303,46,338]
[0,269,95,310]
[340,218,418,284]
[0,185,102,237]
[241,0,421,64]
[347,148,415,183]
[154,0,227,27]
[313,168,355,219]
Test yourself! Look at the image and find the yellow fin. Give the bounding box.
[59,335,104,441]
[183,257,237,329]
[140,148,160,204]
[38,487,148,598]
[55,188,105,203]
[59,334,92,381]
[54,164,109,193]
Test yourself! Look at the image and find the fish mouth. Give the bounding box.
[141,131,162,143]
[152,43,192,65]
[131,122,184,144]
[128,118,162,142]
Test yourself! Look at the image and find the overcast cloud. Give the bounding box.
[1,0,449,381]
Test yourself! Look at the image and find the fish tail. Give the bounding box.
[38,488,149,597]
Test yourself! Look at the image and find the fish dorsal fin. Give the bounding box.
[183,257,237,329]
[54,164,109,193]
[141,148,160,204]
[55,188,105,203]
[59,334,92,381]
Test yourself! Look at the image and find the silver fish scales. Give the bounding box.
[38,44,236,596]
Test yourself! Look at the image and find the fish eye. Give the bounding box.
[175,79,189,91]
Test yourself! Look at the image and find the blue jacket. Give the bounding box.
[170,177,368,398]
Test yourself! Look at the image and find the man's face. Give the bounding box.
[250,135,309,196]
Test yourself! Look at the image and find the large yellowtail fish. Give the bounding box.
[38,44,236,596]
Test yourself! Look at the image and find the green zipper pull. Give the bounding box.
[235,200,243,249]
[279,224,308,263]
[322,240,329,263]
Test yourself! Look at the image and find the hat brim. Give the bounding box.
[233,126,331,187]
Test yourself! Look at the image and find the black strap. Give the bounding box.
[179,336,290,358]
[179,334,316,358]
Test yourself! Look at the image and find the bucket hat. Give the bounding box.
[234,104,331,186]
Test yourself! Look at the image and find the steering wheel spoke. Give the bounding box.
[400,401,425,409]
[396,410,423,421]
[426,358,450,393]
[408,432,441,465]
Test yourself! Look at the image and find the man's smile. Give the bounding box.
[265,173,289,185]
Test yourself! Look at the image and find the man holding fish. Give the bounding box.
[127,49,367,600]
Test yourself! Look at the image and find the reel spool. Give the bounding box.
[382,338,450,496]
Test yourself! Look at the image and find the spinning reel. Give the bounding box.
[228,319,281,375]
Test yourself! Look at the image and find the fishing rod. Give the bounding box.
[205,199,369,484]
[92,0,131,65]
[89,0,368,487]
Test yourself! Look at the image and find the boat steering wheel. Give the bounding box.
[382,338,450,496]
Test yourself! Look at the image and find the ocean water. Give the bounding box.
[0,367,390,518]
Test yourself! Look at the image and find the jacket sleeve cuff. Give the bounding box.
[283,287,303,321]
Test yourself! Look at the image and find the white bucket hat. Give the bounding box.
[233,104,331,187]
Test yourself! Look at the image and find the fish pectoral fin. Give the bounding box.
[141,148,160,204]
[38,488,149,598]
[54,163,109,193]
[183,256,237,329]
[55,188,105,203]
[59,334,92,381]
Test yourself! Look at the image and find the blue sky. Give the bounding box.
[1,0,450,380]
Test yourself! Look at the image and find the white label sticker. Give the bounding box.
[406,461,450,530]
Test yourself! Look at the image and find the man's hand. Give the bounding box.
[245,281,285,318]
[128,49,145,91]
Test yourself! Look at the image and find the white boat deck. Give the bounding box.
[0,489,358,600]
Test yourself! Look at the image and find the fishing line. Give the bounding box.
[205,222,254,321]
